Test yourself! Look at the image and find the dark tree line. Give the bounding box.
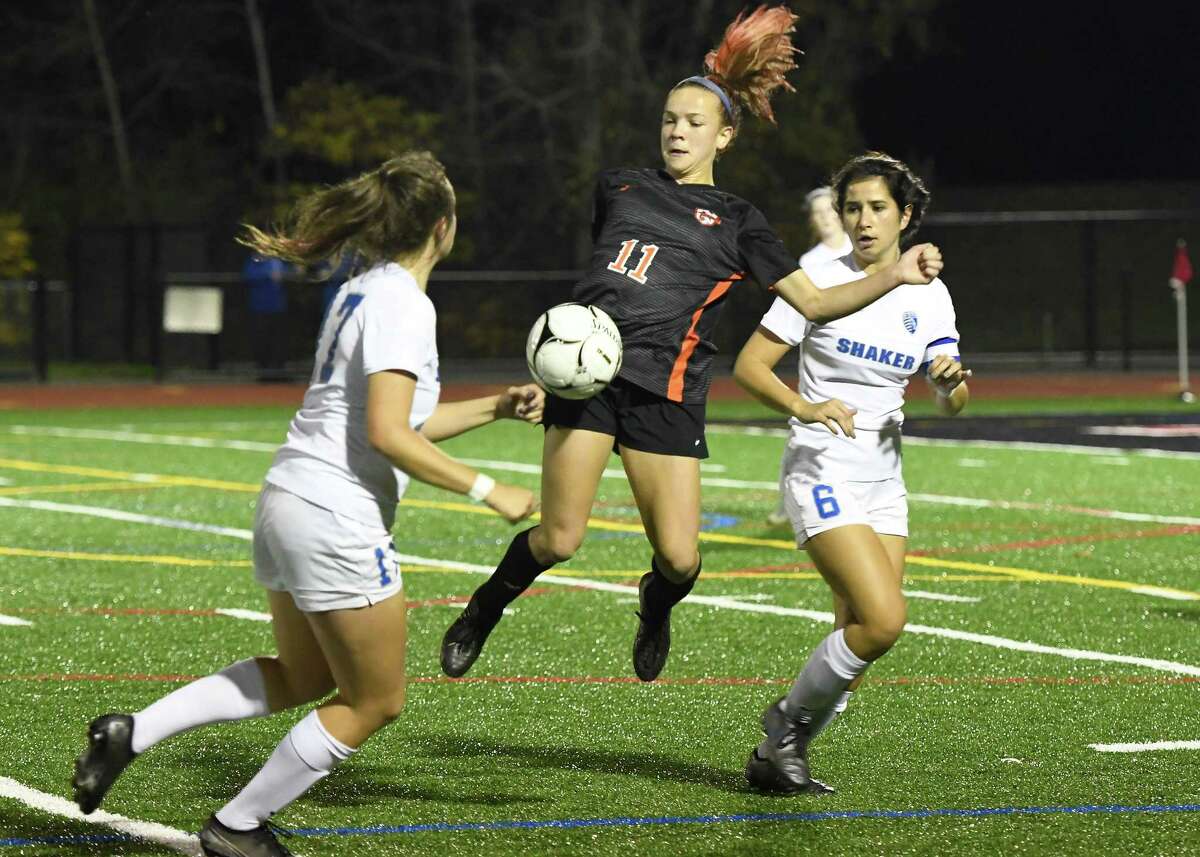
[1,0,936,274]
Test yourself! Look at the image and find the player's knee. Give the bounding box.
[652,545,700,581]
[536,524,584,564]
[351,688,407,732]
[261,657,335,711]
[861,604,907,658]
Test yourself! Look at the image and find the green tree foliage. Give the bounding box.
[0,213,35,278]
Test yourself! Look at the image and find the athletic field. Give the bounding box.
[0,384,1197,855]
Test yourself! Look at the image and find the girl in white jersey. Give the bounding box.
[734,152,970,795]
[71,151,542,857]
[767,186,853,527]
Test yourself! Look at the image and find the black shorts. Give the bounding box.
[543,376,709,458]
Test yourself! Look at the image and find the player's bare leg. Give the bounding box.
[748,525,904,793]
[809,535,906,737]
[619,446,702,681]
[201,594,406,856]
[73,590,336,818]
[441,426,613,677]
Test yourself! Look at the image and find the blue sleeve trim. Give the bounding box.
[926,336,958,348]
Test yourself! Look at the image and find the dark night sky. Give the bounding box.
[857,1,1200,185]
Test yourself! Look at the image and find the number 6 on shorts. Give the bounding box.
[812,484,841,519]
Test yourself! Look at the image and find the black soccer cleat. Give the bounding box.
[756,697,829,793]
[72,713,137,814]
[199,814,295,857]
[632,572,671,682]
[745,746,835,795]
[440,598,501,678]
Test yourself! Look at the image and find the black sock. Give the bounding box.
[471,528,553,621]
[640,556,700,623]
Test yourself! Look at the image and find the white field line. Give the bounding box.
[909,493,1200,527]
[9,425,1198,524]
[7,427,740,485]
[0,476,11,485]
[0,497,253,539]
[902,590,981,603]
[0,614,33,626]
[1130,586,1197,601]
[0,775,200,855]
[4,492,1199,676]
[388,553,1200,677]
[215,608,271,622]
[7,425,277,452]
[707,423,1200,461]
[1083,425,1200,438]
[1089,740,1200,753]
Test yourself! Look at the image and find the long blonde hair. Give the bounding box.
[238,150,454,266]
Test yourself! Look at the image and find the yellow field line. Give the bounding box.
[0,458,257,493]
[0,481,170,497]
[3,458,1194,600]
[0,546,251,568]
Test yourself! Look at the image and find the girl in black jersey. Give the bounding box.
[442,5,943,684]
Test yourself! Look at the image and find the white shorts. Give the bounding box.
[253,483,403,612]
[782,473,909,546]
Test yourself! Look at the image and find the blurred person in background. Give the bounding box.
[73,150,543,857]
[440,6,943,690]
[242,251,292,382]
[767,185,853,526]
[735,152,970,795]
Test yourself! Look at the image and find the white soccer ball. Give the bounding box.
[526,303,623,400]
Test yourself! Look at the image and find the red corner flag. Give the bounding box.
[1171,239,1193,291]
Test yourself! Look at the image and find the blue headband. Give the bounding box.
[676,76,734,121]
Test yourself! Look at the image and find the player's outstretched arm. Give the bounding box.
[419,384,545,442]
[733,327,856,437]
[367,371,536,523]
[772,243,943,323]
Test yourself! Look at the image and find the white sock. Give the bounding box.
[216,710,354,831]
[784,629,869,721]
[808,690,854,739]
[131,658,269,754]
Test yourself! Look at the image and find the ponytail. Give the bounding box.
[238,150,454,267]
[689,4,801,127]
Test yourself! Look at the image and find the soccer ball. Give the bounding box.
[526,303,623,400]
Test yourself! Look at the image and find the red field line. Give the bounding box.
[908,524,1200,557]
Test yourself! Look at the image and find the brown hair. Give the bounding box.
[238,150,454,266]
[831,151,931,248]
[675,4,800,131]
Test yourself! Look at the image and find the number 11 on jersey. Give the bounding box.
[607,239,659,284]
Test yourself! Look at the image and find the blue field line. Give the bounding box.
[4,802,1200,848]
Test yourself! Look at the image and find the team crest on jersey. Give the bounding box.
[693,208,721,227]
[902,311,918,334]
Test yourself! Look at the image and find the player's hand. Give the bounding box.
[485,483,537,523]
[495,384,545,424]
[895,243,943,285]
[795,397,857,438]
[927,355,971,394]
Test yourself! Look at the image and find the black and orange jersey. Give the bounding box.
[572,167,798,403]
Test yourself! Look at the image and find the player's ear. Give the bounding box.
[900,204,913,232]
[715,124,735,154]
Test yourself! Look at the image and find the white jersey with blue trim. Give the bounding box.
[265,262,440,529]
[798,234,853,274]
[759,252,959,480]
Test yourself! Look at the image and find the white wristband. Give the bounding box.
[468,473,496,502]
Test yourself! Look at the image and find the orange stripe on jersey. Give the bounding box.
[667,273,744,402]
